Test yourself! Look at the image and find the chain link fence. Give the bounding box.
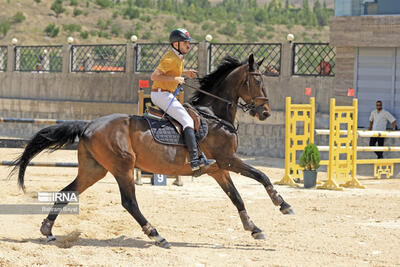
[71,44,126,72]
[292,43,336,76]
[14,46,63,72]
[0,46,7,72]
[209,43,281,76]
[135,43,199,72]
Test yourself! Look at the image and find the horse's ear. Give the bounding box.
[257,58,265,67]
[248,54,255,71]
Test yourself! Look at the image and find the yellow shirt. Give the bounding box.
[152,50,184,93]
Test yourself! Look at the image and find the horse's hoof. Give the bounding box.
[40,218,55,236]
[280,202,295,215]
[280,206,295,215]
[193,169,202,177]
[251,231,266,240]
[155,238,171,249]
[46,235,56,242]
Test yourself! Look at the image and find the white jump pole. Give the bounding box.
[317,146,400,152]
[316,129,400,138]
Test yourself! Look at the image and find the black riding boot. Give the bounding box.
[183,127,216,171]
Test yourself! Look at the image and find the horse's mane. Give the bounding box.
[190,56,242,105]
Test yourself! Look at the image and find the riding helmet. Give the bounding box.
[169,28,193,43]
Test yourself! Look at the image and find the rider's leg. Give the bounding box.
[151,91,215,171]
[183,127,215,171]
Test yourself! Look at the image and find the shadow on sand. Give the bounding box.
[0,234,276,251]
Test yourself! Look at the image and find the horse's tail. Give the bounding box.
[10,121,88,190]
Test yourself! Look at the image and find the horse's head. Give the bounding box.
[238,54,271,121]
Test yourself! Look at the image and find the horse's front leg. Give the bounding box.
[220,156,294,214]
[209,170,266,239]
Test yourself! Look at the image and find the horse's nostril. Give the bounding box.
[263,111,271,118]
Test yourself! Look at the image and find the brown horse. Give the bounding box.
[11,54,294,248]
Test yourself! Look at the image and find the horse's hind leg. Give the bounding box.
[113,168,171,248]
[40,142,107,241]
[209,170,266,240]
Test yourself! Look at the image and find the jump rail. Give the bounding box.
[277,96,400,190]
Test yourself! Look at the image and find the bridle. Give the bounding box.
[184,70,269,113]
[242,71,270,113]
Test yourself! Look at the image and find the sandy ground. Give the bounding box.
[0,148,399,267]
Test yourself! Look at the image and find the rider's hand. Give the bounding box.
[185,69,198,78]
[174,76,185,84]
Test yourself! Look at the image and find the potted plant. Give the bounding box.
[299,143,320,188]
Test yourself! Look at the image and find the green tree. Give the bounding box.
[12,12,26,23]
[44,23,60,37]
[51,0,65,17]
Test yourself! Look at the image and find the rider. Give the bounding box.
[150,28,215,172]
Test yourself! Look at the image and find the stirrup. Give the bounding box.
[190,153,216,171]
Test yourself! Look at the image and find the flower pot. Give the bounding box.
[303,170,317,188]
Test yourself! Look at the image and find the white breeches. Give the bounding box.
[150,91,194,130]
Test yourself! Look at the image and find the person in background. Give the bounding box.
[368,100,397,158]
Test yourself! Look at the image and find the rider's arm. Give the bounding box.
[151,68,184,84]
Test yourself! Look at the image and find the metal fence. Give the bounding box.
[292,43,335,76]
[209,43,282,76]
[2,42,337,76]
[71,44,126,73]
[135,43,199,72]
[14,46,63,72]
[0,46,7,72]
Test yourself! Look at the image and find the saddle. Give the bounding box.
[143,104,208,146]
[146,105,201,135]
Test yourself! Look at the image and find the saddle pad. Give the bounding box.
[144,117,208,146]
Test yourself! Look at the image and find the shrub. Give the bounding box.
[0,20,11,37]
[44,23,60,37]
[12,12,26,23]
[70,0,78,6]
[80,31,89,39]
[201,22,211,31]
[73,8,83,16]
[124,30,134,40]
[142,31,151,40]
[97,19,111,30]
[111,24,121,37]
[123,7,139,19]
[51,0,65,17]
[299,144,320,170]
[97,30,109,38]
[95,0,112,8]
[218,21,237,36]
[34,0,41,3]
[62,23,82,33]
[140,15,151,22]
[266,25,274,32]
